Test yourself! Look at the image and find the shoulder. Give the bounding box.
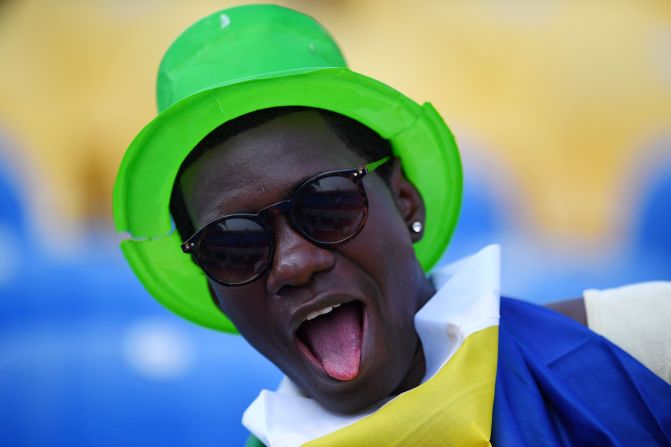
[502,288,671,384]
[494,296,671,445]
[499,297,595,364]
[584,281,671,383]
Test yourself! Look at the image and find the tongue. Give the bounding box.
[300,303,362,381]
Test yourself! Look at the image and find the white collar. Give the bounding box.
[243,245,501,447]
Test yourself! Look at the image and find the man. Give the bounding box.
[114,5,671,446]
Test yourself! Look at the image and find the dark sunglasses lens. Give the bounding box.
[295,175,366,243]
[197,218,271,284]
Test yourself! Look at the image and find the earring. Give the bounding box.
[410,221,423,234]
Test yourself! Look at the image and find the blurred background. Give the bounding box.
[1,0,670,445]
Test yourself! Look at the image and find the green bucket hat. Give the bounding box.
[113,4,462,333]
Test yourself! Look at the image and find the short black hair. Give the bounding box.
[169,106,393,241]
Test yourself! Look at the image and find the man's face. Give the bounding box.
[179,110,429,413]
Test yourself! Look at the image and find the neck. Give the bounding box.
[392,272,436,395]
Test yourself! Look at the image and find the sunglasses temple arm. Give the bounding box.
[366,155,392,172]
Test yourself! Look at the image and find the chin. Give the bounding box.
[290,349,410,415]
[302,374,394,415]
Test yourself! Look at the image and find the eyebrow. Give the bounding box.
[204,170,318,223]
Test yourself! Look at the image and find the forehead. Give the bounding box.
[180,110,364,226]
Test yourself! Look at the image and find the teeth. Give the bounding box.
[305,303,341,321]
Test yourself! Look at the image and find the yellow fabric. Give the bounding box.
[303,326,498,447]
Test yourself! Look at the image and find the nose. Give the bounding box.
[266,215,335,296]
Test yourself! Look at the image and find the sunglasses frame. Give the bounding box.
[181,156,390,286]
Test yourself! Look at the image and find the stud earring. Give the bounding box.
[411,221,423,234]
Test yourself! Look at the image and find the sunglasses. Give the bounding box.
[181,156,391,286]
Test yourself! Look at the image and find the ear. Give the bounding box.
[387,157,426,243]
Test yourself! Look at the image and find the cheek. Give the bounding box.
[349,183,422,326]
[211,283,275,344]
[210,282,299,372]
[361,185,418,293]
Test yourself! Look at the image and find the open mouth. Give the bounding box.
[296,301,364,381]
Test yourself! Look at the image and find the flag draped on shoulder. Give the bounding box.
[492,297,671,446]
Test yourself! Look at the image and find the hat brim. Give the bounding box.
[113,67,462,332]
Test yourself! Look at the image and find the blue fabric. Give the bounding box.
[493,297,671,446]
